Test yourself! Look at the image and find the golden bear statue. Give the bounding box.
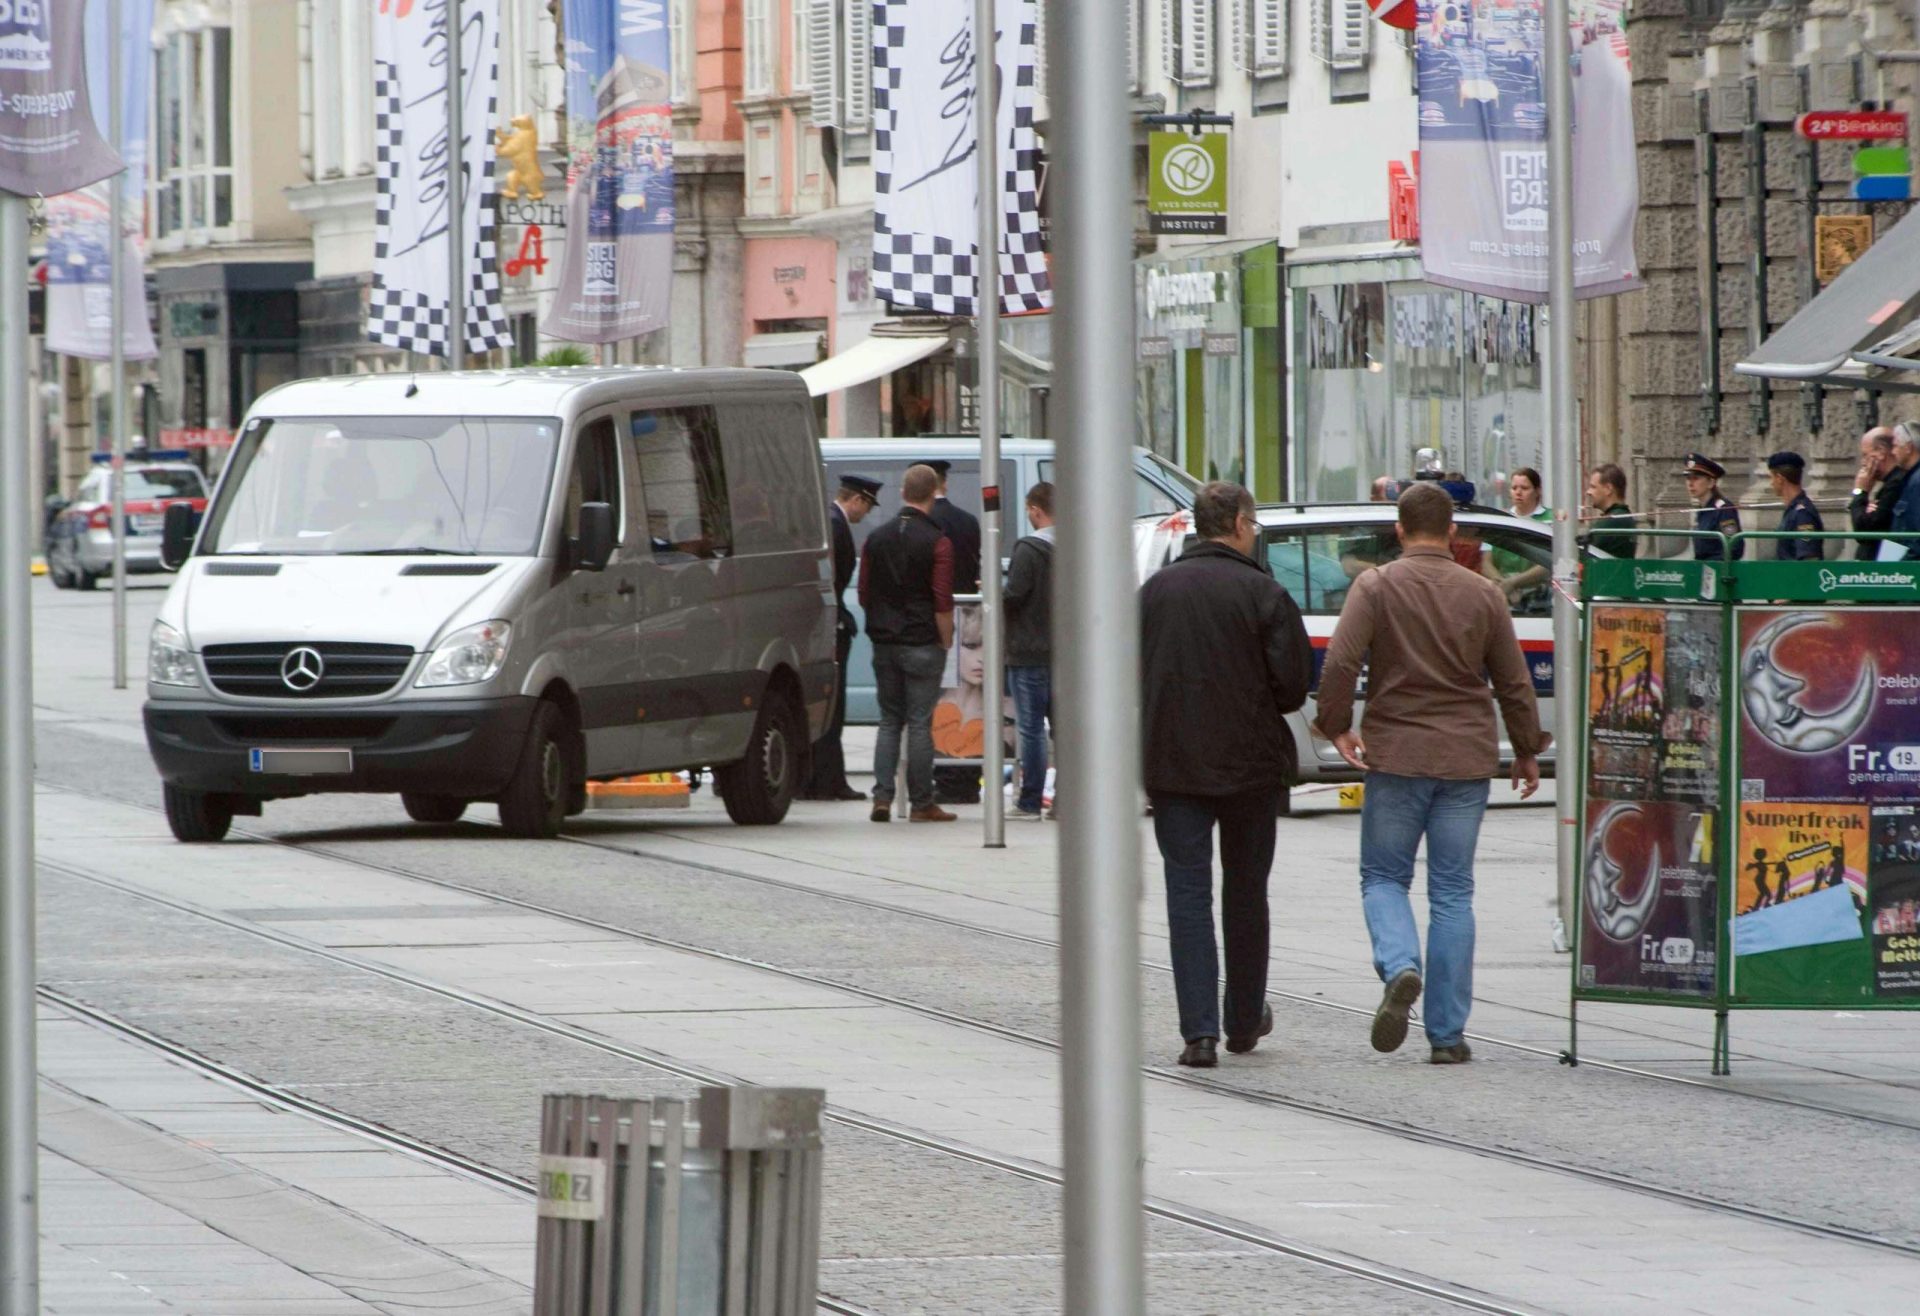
[496,116,545,202]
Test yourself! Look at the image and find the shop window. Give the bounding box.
[152,21,234,244]
[631,407,732,559]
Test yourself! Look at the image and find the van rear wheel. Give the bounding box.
[719,691,801,826]
[498,701,571,839]
[164,784,234,843]
[403,794,468,824]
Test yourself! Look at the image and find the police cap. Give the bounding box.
[839,474,882,504]
[1680,453,1725,480]
[1766,450,1806,476]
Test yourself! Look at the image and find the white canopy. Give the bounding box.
[799,333,947,397]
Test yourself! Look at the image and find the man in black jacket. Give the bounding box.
[1140,482,1313,1068]
[924,460,985,804]
[1849,427,1905,561]
[1004,482,1055,820]
[804,474,880,800]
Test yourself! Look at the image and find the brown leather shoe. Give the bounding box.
[909,804,957,823]
[870,802,891,823]
[1430,1042,1473,1065]
[1371,969,1423,1053]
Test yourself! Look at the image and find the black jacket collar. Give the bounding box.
[1178,539,1267,573]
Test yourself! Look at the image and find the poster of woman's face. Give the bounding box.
[932,605,1014,761]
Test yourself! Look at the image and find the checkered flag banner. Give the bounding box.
[873,0,1051,317]
[370,0,513,359]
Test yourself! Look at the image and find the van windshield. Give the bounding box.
[203,416,560,556]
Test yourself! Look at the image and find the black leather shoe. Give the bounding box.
[1177,1037,1218,1068]
[1225,1003,1274,1055]
[830,786,868,802]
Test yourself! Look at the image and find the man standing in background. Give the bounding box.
[804,474,880,801]
[1767,451,1824,562]
[1849,427,1903,561]
[924,459,984,805]
[1584,463,1638,559]
[1003,482,1056,821]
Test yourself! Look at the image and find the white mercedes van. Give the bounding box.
[143,368,835,842]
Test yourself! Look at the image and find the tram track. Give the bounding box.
[38,855,1540,1316]
[33,781,1920,1266]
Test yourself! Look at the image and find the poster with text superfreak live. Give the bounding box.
[1413,0,1642,301]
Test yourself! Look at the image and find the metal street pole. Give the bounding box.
[1050,0,1144,1309]
[446,0,466,372]
[1,191,43,1313]
[110,0,129,690]
[1545,0,1579,950]
[975,0,1005,848]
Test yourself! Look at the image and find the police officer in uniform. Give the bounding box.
[1681,453,1743,561]
[922,459,984,804]
[1768,450,1825,561]
[803,475,881,800]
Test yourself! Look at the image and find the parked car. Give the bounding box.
[1134,501,1564,783]
[143,367,834,842]
[45,455,209,590]
[822,437,1200,721]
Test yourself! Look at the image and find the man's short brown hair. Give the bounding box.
[1025,481,1054,515]
[1193,481,1256,540]
[1397,481,1455,540]
[902,463,939,504]
[1589,463,1628,499]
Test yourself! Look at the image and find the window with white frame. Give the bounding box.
[670,0,694,107]
[1312,0,1370,70]
[791,0,813,93]
[152,16,234,241]
[745,0,774,96]
[1234,0,1287,77]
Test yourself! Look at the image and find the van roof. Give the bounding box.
[249,367,805,419]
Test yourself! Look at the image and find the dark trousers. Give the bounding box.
[805,629,854,796]
[1151,786,1279,1042]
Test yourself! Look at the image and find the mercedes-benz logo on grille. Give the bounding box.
[280,646,326,692]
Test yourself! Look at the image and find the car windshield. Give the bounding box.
[126,468,205,500]
[203,416,560,556]
[1143,450,1203,496]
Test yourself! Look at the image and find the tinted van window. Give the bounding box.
[632,407,732,558]
[719,401,823,555]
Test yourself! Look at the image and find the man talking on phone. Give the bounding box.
[1312,483,1548,1065]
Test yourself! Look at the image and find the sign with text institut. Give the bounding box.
[1148,129,1228,236]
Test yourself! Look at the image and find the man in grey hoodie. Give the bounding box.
[1003,482,1056,819]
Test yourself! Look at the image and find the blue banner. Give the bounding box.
[544,0,676,342]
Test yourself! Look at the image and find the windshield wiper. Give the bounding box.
[354,547,476,556]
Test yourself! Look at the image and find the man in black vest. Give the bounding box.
[923,459,984,803]
[803,474,880,801]
[858,465,958,823]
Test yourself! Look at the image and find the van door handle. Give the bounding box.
[616,580,636,597]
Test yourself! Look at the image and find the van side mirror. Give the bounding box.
[574,502,615,572]
[160,502,197,571]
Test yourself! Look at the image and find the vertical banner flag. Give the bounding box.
[0,0,121,196]
[46,0,157,362]
[370,0,514,358]
[543,0,676,344]
[1412,0,1641,302]
[872,0,1050,316]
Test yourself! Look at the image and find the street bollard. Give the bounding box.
[533,1087,824,1316]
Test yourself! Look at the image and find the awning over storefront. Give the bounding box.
[742,330,825,368]
[1736,206,1920,387]
[799,332,947,397]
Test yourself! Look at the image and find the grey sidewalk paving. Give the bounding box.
[37,1002,533,1315]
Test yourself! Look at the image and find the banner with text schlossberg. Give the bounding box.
[543,0,675,344]
[1413,0,1642,302]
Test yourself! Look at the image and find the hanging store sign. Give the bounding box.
[1148,129,1229,236]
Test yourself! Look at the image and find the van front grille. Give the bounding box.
[202,642,414,699]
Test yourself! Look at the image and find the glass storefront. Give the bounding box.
[1135,242,1284,500]
[1290,252,1544,507]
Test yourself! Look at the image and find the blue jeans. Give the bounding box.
[1359,772,1490,1048]
[1151,787,1278,1042]
[1008,665,1051,812]
[871,643,947,809]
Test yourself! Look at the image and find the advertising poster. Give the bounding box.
[0,0,121,197]
[543,0,675,343]
[1867,805,1920,998]
[1579,799,1718,996]
[1412,0,1642,301]
[1580,605,1722,995]
[933,604,1013,763]
[1730,802,1870,1002]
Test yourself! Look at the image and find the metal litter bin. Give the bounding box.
[534,1087,824,1316]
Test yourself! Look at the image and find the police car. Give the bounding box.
[46,453,209,590]
[1135,501,1564,784]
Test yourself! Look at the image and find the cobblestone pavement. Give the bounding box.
[27,580,1920,1313]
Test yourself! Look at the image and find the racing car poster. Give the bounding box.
[1413,0,1642,301]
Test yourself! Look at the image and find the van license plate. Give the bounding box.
[250,748,353,775]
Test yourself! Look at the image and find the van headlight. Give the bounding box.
[416,620,512,688]
[147,622,200,687]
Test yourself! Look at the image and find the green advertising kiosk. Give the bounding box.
[1572,534,1920,1074]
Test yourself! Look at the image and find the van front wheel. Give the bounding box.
[164,784,234,843]
[718,692,801,826]
[403,794,468,825]
[498,702,571,838]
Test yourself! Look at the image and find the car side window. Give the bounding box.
[1477,523,1553,617]
[1264,526,1395,616]
[563,417,622,544]
[631,406,732,559]
[78,471,107,503]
